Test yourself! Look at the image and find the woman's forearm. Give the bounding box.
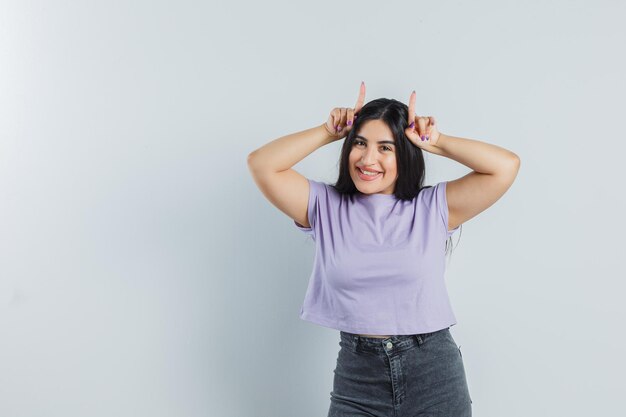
[247,124,335,174]
[429,133,520,175]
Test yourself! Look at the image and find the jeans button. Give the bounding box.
[386,341,393,349]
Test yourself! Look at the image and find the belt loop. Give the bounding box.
[414,334,423,346]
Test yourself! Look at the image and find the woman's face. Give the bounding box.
[348,119,398,195]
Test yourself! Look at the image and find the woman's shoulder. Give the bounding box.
[309,179,342,199]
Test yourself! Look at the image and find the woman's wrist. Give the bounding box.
[320,123,340,143]
[423,133,449,157]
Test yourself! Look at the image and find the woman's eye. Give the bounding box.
[354,141,391,151]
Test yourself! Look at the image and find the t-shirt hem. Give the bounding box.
[300,310,457,335]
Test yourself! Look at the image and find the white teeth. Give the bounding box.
[359,168,380,176]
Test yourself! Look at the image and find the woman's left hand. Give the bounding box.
[404,90,441,151]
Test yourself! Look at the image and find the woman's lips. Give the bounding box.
[356,167,382,181]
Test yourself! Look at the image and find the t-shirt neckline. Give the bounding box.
[356,191,398,201]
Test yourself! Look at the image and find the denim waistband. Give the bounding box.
[339,327,450,354]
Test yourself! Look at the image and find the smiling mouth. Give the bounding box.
[358,167,381,174]
[357,167,383,179]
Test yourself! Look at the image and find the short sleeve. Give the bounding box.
[293,178,326,239]
[434,181,461,238]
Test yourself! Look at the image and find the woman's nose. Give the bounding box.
[361,150,377,165]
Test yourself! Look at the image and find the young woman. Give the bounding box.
[247,81,520,416]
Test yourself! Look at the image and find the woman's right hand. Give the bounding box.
[323,81,366,141]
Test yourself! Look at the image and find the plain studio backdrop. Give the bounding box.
[1,1,624,416]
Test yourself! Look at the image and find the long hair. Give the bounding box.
[330,97,461,256]
[332,98,426,201]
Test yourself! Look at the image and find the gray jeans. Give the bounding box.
[328,327,472,417]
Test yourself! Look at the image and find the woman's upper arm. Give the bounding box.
[248,167,312,228]
[446,161,520,230]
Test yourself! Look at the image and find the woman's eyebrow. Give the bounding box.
[355,135,395,145]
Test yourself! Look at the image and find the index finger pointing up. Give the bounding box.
[408,90,416,125]
[354,81,366,113]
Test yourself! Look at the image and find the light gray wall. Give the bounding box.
[1,0,624,416]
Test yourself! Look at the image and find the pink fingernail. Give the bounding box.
[409,122,415,128]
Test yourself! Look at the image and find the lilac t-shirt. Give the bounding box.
[294,179,461,335]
